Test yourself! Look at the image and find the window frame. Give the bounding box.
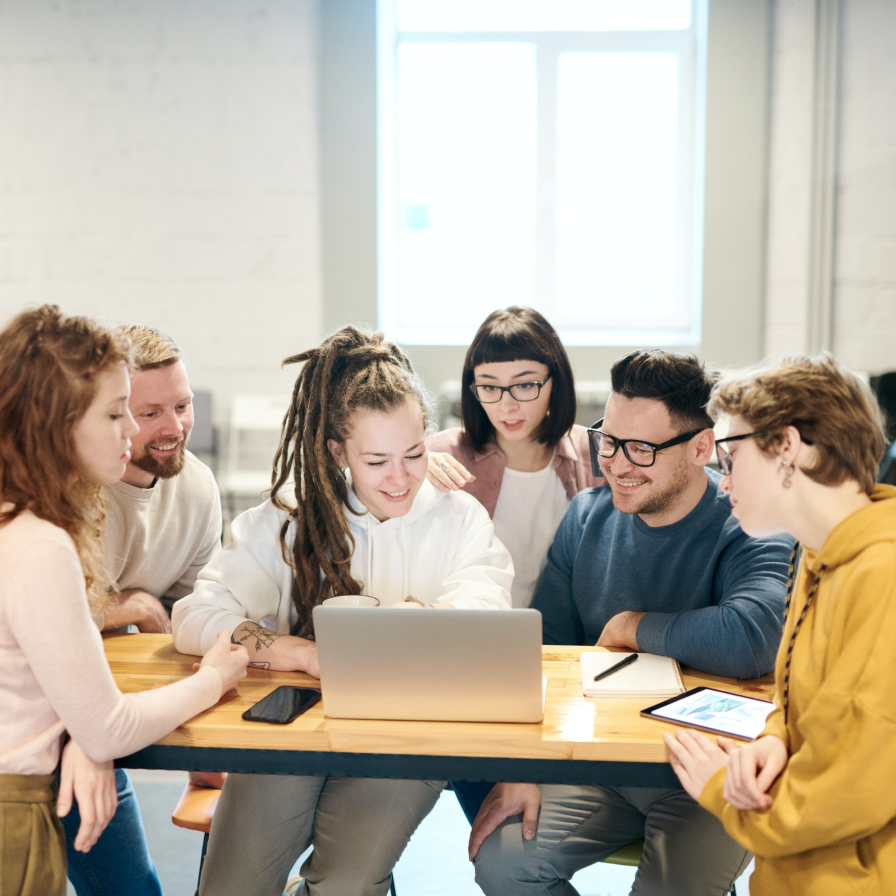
[377,3,708,346]
[318,0,770,391]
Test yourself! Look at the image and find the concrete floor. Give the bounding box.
[66,770,754,895]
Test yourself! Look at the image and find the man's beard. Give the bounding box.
[608,455,690,518]
[130,438,187,480]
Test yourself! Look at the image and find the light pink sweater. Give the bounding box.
[0,510,222,775]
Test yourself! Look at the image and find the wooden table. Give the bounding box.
[105,634,774,788]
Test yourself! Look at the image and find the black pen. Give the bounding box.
[593,653,638,682]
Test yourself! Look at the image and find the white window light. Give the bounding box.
[378,0,707,346]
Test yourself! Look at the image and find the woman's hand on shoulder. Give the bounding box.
[722,734,787,811]
[427,452,475,493]
[57,738,118,853]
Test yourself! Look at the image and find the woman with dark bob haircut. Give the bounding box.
[428,306,601,824]
[665,353,896,896]
[428,306,602,609]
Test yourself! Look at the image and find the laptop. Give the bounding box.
[312,606,545,723]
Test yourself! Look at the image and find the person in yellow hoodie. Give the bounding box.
[664,352,895,896]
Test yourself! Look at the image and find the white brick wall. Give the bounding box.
[3,0,894,415]
[834,0,896,369]
[0,0,323,425]
[766,0,896,371]
[765,0,816,357]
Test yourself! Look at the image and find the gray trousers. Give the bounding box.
[198,773,444,896]
[474,784,751,896]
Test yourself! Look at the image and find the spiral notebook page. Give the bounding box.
[580,652,685,697]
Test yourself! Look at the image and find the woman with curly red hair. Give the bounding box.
[0,305,248,896]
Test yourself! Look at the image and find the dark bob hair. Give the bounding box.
[460,306,576,453]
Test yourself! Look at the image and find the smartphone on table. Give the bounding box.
[242,686,321,724]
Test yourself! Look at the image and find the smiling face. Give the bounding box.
[72,362,140,485]
[718,417,786,537]
[327,398,428,522]
[472,359,552,445]
[599,392,710,524]
[123,360,194,486]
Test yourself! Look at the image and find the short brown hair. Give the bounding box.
[708,353,886,496]
[461,307,576,453]
[610,350,718,432]
[115,324,181,370]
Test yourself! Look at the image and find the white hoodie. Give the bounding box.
[172,479,514,655]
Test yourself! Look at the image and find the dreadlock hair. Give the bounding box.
[270,326,436,637]
[0,305,133,612]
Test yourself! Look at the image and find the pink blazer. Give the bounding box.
[427,425,605,519]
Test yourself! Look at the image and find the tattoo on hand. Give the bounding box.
[231,623,284,652]
[248,662,271,670]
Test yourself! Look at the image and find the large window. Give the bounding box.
[377,0,707,346]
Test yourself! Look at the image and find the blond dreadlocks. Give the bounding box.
[270,326,435,637]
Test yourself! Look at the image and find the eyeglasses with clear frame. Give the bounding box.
[470,373,552,404]
[587,417,705,468]
[715,429,813,475]
[714,432,765,475]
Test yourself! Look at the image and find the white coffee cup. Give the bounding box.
[321,595,380,608]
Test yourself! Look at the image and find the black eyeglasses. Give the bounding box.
[470,373,552,404]
[714,432,765,475]
[587,418,705,469]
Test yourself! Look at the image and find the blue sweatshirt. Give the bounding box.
[531,470,792,679]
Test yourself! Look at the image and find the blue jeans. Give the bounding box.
[61,768,162,896]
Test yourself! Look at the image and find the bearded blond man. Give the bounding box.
[99,324,221,632]
[63,325,223,896]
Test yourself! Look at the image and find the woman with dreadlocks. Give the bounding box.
[173,325,513,896]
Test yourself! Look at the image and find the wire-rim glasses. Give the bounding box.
[714,432,766,475]
[470,373,552,404]
[587,418,705,468]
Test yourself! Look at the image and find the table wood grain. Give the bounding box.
[105,634,774,767]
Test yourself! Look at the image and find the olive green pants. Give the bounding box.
[0,773,66,896]
[199,773,445,896]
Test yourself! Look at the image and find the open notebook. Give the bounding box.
[580,651,685,697]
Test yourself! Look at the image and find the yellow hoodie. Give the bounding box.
[700,485,896,896]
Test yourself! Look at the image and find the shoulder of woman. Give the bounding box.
[432,487,494,531]
[428,427,467,453]
[565,424,592,452]
[230,498,294,542]
[0,509,76,554]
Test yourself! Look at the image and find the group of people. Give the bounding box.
[1,302,894,896]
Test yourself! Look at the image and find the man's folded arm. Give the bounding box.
[635,535,792,678]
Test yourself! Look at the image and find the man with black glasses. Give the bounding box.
[471,350,792,896]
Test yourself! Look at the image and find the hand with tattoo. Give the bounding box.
[229,620,320,678]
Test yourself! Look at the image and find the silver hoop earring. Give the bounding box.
[779,461,795,488]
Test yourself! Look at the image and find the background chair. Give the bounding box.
[219,394,290,527]
[171,782,220,888]
[871,372,896,484]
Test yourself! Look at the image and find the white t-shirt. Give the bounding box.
[492,461,571,608]
[102,451,222,615]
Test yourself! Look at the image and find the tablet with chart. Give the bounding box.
[641,687,776,740]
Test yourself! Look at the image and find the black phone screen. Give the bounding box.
[242,686,321,724]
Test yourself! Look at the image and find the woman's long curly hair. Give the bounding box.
[0,305,132,611]
[270,326,435,637]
